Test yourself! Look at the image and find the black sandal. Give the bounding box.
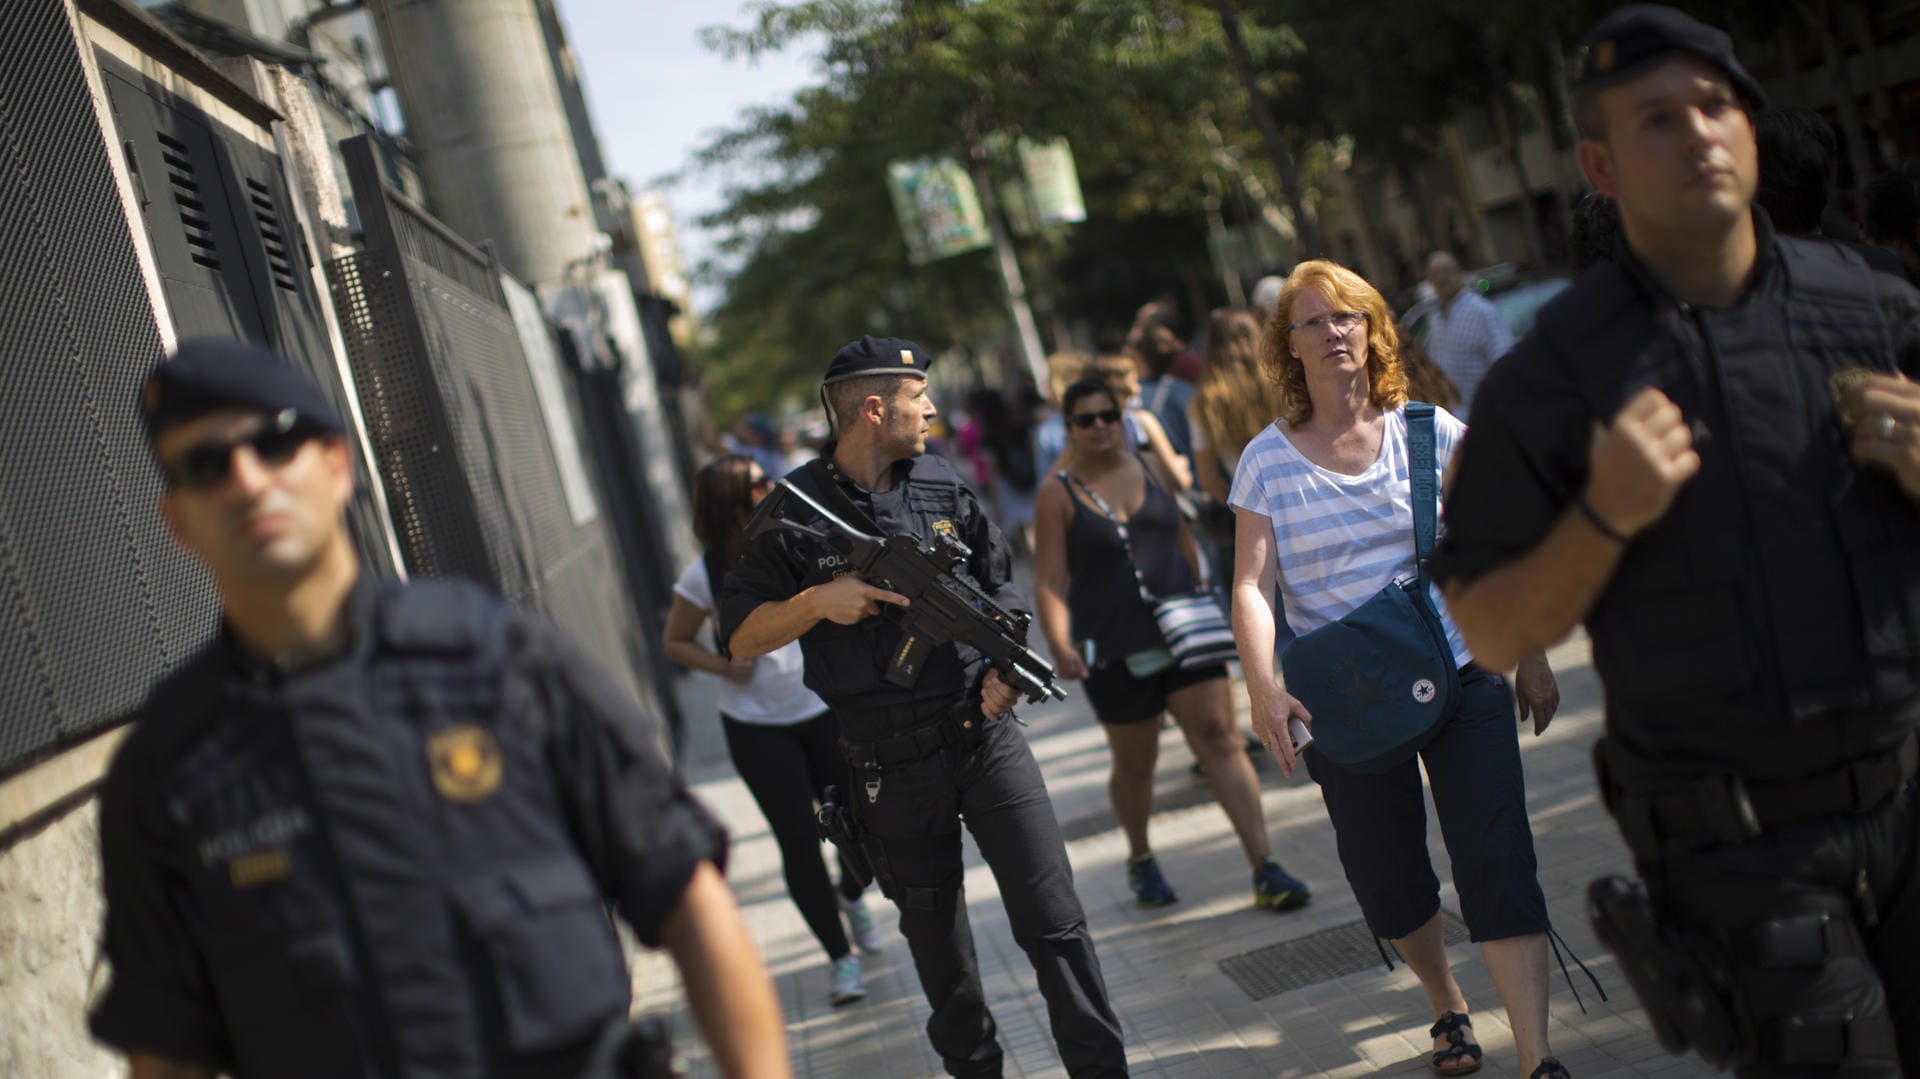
[1529,1059,1571,1079]
[1428,1011,1483,1076]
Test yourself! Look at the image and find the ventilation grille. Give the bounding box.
[156,129,217,269]
[245,176,297,292]
[1218,913,1472,1000]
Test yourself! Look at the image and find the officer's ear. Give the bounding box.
[1578,138,1619,200]
[861,392,889,428]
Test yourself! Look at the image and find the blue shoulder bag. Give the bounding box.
[1278,403,1459,774]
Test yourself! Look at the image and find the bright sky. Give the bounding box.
[558,1,823,315]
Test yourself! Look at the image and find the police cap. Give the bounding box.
[1573,4,1768,111]
[822,335,934,387]
[140,338,344,442]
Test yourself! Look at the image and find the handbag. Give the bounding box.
[1060,469,1239,672]
[1278,403,1459,773]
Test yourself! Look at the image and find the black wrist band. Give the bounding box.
[1575,496,1630,544]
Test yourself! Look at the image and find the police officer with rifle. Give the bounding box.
[1433,7,1920,1076]
[720,336,1128,1079]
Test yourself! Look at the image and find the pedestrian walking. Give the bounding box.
[1091,351,1191,491]
[1189,307,1281,505]
[662,453,886,1008]
[1420,250,1512,415]
[719,336,1129,1079]
[1033,376,1310,911]
[90,339,789,1079]
[1437,7,1920,1075]
[1230,262,1567,1079]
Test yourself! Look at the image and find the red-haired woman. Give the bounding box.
[1230,261,1568,1079]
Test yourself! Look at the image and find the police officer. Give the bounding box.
[719,336,1129,1079]
[89,339,791,1079]
[1432,7,1920,1076]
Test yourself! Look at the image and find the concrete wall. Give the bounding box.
[0,798,113,1078]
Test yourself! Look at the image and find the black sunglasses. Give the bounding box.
[749,474,774,491]
[1068,408,1123,429]
[161,408,327,491]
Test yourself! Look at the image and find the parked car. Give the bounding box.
[1400,270,1571,345]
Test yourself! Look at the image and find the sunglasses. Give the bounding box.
[1068,409,1123,429]
[749,474,774,491]
[160,408,327,491]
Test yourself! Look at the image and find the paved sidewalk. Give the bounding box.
[636,632,1718,1079]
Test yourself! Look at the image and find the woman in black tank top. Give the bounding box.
[1033,378,1311,912]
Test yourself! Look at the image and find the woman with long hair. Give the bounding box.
[1034,377,1310,911]
[661,454,882,1007]
[1190,306,1288,503]
[1229,262,1568,1079]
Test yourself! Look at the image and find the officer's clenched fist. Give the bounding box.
[810,574,911,625]
[1584,387,1701,539]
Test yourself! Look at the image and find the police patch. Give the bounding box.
[229,848,289,888]
[427,725,503,803]
[931,519,958,539]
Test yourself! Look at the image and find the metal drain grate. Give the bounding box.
[1219,912,1471,1000]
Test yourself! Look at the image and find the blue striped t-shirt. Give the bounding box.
[1229,405,1473,668]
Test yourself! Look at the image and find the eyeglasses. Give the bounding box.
[1068,409,1123,429]
[160,408,326,491]
[1289,311,1367,334]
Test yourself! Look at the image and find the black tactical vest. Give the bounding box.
[132,580,630,1078]
[782,451,980,711]
[1532,236,1920,739]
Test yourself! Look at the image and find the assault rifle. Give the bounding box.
[744,478,1067,704]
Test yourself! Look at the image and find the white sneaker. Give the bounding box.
[828,955,866,1006]
[841,897,885,954]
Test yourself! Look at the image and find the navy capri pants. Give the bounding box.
[1305,664,1549,942]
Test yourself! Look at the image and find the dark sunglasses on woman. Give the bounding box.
[1068,408,1123,429]
[161,408,328,491]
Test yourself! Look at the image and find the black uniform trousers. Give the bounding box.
[845,705,1127,1079]
[1611,747,1920,1077]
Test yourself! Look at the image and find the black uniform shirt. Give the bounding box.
[1432,216,1920,774]
[88,577,726,1078]
[716,451,1028,713]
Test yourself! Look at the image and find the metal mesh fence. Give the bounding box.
[328,137,661,712]
[0,0,213,774]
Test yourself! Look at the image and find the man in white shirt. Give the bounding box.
[1422,251,1513,415]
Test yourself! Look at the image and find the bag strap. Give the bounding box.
[1058,469,1157,605]
[1148,377,1173,414]
[1406,402,1437,587]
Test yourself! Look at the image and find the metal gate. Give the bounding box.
[327,134,671,720]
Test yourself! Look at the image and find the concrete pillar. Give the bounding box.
[366,0,597,285]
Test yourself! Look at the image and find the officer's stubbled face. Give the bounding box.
[156,408,353,588]
[882,377,937,456]
[1578,56,1758,246]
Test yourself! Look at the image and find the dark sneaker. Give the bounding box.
[1127,853,1179,906]
[1253,858,1310,911]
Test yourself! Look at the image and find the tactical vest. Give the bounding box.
[1532,237,1920,739]
[139,580,630,1078]
[783,452,977,711]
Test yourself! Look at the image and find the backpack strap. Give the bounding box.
[1406,403,1437,586]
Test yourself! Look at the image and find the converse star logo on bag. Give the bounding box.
[1411,679,1437,704]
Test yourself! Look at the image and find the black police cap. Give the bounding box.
[822,335,934,386]
[1573,4,1768,111]
[140,337,345,442]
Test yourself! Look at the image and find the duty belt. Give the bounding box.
[1598,732,1919,852]
[838,700,989,768]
